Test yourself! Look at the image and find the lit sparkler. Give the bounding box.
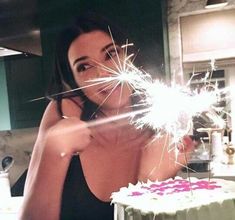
[29,35,228,156]
[132,80,225,142]
[85,28,227,142]
[87,47,226,144]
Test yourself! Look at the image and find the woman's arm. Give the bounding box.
[138,135,194,182]
[19,99,91,220]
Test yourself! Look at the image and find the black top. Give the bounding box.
[60,156,114,220]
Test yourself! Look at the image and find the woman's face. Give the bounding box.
[68,30,133,111]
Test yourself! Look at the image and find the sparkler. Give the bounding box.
[132,80,224,142]
[85,29,226,142]
[84,46,229,182]
[32,43,226,140]
[29,34,229,170]
[90,48,226,141]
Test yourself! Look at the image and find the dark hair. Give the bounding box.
[48,13,134,121]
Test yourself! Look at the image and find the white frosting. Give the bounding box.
[111,177,235,220]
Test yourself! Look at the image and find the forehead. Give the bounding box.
[68,30,112,57]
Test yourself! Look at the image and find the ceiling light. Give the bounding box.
[205,0,228,9]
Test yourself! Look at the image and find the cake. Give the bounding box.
[111,177,235,220]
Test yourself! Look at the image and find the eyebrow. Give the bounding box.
[72,43,118,66]
[101,43,116,52]
[72,56,88,66]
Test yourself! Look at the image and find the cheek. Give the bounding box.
[82,88,101,105]
[76,78,99,100]
[73,74,89,88]
[73,70,98,87]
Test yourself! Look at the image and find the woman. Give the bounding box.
[19,14,194,220]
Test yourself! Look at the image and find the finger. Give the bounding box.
[62,115,69,119]
[177,136,194,153]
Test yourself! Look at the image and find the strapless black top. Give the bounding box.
[60,156,114,220]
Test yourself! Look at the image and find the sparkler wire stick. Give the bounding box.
[59,107,149,158]
[28,33,230,181]
[61,107,149,132]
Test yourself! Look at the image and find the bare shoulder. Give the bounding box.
[39,100,62,132]
[39,96,83,132]
[61,96,83,118]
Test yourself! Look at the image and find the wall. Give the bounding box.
[0,128,38,186]
[167,0,235,83]
[167,0,235,143]
[0,59,11,130]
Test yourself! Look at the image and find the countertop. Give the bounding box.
[0,196,23,220]
[178,162,235,181]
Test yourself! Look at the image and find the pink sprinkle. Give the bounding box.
[130,191,143,196]
[129,180,222,197]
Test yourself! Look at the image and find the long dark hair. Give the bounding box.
[48,13,134,121]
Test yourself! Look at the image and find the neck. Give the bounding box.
[99,105,133,118]
[91,107,133,130]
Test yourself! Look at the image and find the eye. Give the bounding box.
[76,63,93,73]
[105,47,121,60]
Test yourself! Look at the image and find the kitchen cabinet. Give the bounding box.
[4,54,47,129]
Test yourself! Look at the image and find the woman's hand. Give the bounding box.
[45,117,92,156]
[177,135,196,153]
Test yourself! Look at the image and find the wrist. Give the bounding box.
[44,132,75,159]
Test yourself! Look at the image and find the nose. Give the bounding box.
[96,65,113,78]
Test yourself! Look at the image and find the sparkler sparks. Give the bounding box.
[80,36,227,144]
[132,80,224,142]
[88,46,226,143]
[65,60,226,155]
[29,34,229,169]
